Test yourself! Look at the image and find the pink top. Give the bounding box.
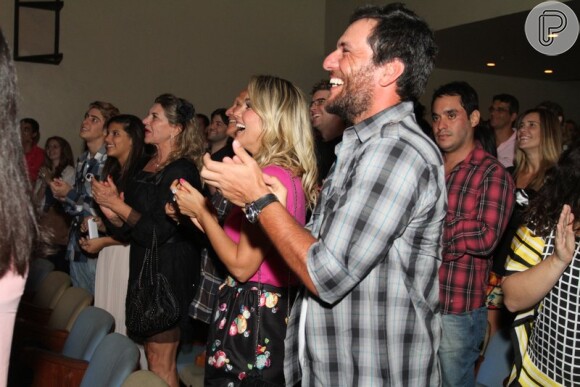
[497,130,516,168]
[223,165,306,287]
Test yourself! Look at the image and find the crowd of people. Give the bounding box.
[1,2,580,387]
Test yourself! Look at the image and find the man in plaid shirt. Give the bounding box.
[431,82,515,386]
[202,4,445,385]
[50,101,119,293]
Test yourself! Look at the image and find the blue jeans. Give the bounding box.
[69,258,97,294]
[439,306,488,387]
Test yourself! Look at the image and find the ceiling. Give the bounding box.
[434,0,580,82]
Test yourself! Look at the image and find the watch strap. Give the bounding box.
[254,193,278,210]
[245,193,279,223]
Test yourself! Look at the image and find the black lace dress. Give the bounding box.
[123,158,204,341]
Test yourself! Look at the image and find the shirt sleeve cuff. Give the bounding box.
[307,241,358,305]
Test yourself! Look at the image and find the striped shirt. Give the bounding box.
[284,102,446,386]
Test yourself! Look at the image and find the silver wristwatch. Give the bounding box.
[244,193,279,224]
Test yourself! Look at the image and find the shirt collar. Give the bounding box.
[90,143,108,161]
[344,101,414,144]
[462,141,487,167]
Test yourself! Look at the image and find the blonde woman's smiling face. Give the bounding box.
[234,95,263,155]
[226,90,249,138]
[517,112,541,152]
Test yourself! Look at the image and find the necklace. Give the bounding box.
[153,154,163,170]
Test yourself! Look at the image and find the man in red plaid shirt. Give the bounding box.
[431,81,515,387]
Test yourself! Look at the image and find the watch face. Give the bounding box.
[245,204,259,224]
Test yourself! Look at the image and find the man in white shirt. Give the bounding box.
[489,94,519,168]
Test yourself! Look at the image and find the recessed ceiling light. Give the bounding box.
[547,33,559,38]
[486,62,496,67]
[544,69,554,74]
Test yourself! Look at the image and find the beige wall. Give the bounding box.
[1,0,578,156]
[1,0,328,154]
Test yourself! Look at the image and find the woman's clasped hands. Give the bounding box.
[91,175,120,206]
[168,178,213,231]
[91,176,124,226]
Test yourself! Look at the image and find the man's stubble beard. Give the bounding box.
[325,64,375,124]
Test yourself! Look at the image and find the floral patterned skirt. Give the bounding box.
[485,270,504,310]
[204,277,294,387]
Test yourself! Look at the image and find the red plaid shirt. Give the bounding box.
[439,144,514,314]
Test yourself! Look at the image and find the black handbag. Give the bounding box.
[126,228,181,337]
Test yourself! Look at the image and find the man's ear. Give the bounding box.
[510,112,518,126]
[378,59,405,87]
[469,109,481,128]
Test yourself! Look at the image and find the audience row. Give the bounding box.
[2,3,579,387]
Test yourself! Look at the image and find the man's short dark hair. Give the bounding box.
[311,79,331,95]
[492,94,519,115]
[20,117,40,143]
[350,2,437,101]
[432,81,479,116]
[20,117,39,133]
[210,108,229,126]
[196,113,210,128]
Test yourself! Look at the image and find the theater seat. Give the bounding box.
[80,333,140,387]
[122,370,168,386]
[16,307,114,387]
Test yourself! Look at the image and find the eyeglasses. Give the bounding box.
[310,98,326,107]
[489,107,509,113]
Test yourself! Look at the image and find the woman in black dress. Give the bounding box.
[92,94,205,386]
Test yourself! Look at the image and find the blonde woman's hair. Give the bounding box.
[154,93,205,171]
[513,108,562,190]
[247,75,318,208]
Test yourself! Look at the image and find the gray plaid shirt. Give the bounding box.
[188,191,230,323]
[63,145,107,262]
[284,102,446,386]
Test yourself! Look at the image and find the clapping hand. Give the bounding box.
[169,179,212,232]
[170,179,207,219]
[49,178,72,201]
[201,140,269,207]
[91,176,120,208]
